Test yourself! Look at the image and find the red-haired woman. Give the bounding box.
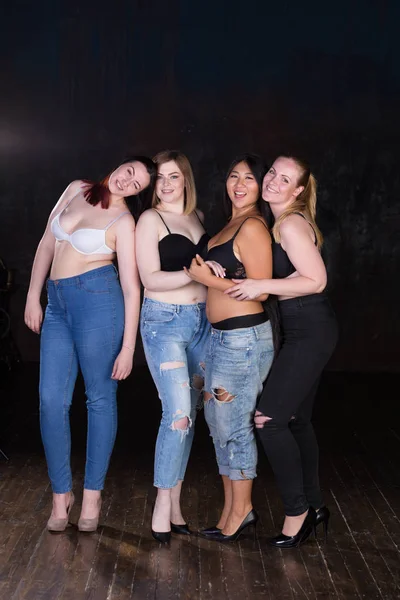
[25,157,156,533]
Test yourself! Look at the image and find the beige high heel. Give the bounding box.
[47,492,75,532]
[78,498,102,532]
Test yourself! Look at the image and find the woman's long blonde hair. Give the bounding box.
[152,150,197,216]
[272,156,323,249]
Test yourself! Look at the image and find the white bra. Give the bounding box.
[51,193,129,255]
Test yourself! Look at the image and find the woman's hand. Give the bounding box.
[224,278,268,301]
[205,260,226,278]
[24,297,43,334]
[184,254,213,285]
[254,409,269,429]
[112,347,134,380]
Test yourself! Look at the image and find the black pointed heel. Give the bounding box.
[203,509,258,542]
[268,507,317,549]
[151,529,171,544]
[171,522,191,535]
[151,501,171,544]
[199,525,221,537]
[315,506,330,542]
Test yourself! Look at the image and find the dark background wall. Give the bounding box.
[0,0,398,371]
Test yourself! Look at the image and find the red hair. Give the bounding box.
[83,175,111,209]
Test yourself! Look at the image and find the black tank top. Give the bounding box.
[272,213,317,278]
[206,217,269,279]
[156,210,210,272]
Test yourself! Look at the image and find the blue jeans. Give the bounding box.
[204,320,274,480]
[40,265,124,493]
[140,298,210,489]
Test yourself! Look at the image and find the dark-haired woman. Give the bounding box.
[225,156,338,548]
[186,154,274,541]
[25,157,156,532]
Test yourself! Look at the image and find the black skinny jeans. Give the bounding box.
[257,293,338,517]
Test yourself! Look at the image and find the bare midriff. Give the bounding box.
[206,287,264,324]
[49,241,114,280]
[144,281,207,306]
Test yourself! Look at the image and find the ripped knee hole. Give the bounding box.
[172,416,190,430]
[213,387,235,403]
[191,373,204,390]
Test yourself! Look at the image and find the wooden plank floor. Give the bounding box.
[0,366,399,599]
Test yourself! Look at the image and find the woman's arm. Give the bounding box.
[225,215,327,300]
[135,210,192,292]
[186,219,272,301]
[111,215,141,380]
[24,180,83,333]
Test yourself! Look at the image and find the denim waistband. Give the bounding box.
[142,297,206,311]
[48,264,117,287]
[279,292,328,312]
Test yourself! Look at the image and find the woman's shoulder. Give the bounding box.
[64,179,88,197]
[279,213,313,236]
[240,215,269,232]
[50,180,85,216]
[137,208,162,224]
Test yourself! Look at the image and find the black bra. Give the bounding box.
[156,210,210,272]
[206,217,269,280]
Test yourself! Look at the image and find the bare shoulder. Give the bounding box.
[136,208,162,232]
[240,216,270,238]
[114,212,136,232]
[280,214,312,238]
[64,179,87,198]
[50,180,85,216]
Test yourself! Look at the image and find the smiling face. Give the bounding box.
[155,160,185,205]
[108,161,151,197]
[226,161,260,211]
[262,156,304,209]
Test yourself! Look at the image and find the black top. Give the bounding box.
[156,210,210,272]
[272,213,317,279]
[206,217,269,280]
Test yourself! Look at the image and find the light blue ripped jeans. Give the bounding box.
[204,320,274,480]
[140,298,210,489]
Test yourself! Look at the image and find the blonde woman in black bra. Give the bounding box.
[186,154,275,541]
[25,156,155,533]
[135,151,211,544]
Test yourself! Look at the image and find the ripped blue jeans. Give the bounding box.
[140,298,210,488]
[204,321,274,480]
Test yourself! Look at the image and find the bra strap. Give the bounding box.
[153,210,172,234]
[104,211,130,230]
[193,210,202,225]
[232,217,269,240]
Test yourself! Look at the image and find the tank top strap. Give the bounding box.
[232,216,268,240]
[153,210,172,234]
[292,212,317,245]
[104,211,130,231]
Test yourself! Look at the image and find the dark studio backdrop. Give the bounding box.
[0,0,398,372]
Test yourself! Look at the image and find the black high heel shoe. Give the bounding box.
[171,522,191,535]
[151,503,171,544]
[203,509,258,542]
[199,525,221,537]
[268,508,317,549]
[314,506,330,542]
